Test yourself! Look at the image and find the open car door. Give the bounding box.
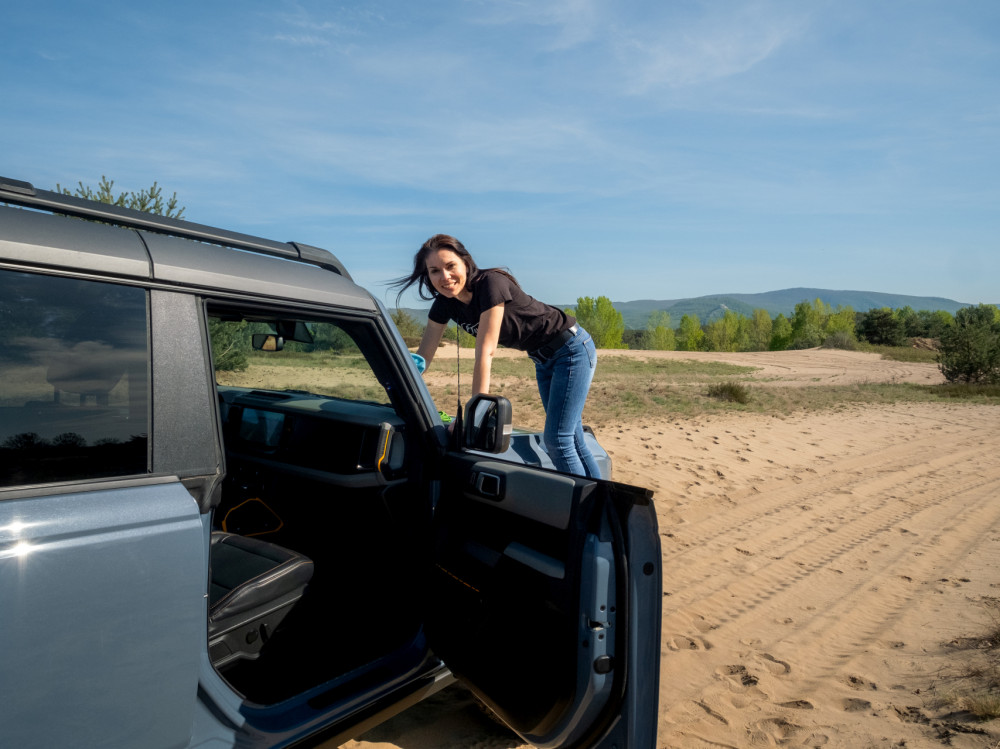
[428,451,662,748]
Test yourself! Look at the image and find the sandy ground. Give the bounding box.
[345,349,1000,748]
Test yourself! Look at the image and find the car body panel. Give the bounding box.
[0,204,151,279]
[0,479,206,749]
[142,230,375,311]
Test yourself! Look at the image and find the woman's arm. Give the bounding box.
[416,320,447,370]
[472,304,504,395]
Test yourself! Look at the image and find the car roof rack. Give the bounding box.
[0,176,352,279]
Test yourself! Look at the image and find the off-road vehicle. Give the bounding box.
[0,176,661,748]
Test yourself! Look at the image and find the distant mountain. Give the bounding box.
[400,287,976,329]
[603,288,974,328]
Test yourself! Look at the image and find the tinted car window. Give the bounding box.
[0,270,149,487]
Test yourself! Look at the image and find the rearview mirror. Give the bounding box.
[463,394,513,454]
[252,334,284,352]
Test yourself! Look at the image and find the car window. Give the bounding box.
[0,269,149,487]
[208,313,391,406]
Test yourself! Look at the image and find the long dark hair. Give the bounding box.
[392,234,519,306]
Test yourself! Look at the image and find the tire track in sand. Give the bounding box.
[655,404,1000,748]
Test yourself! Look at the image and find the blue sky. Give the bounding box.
[3,1,998,309]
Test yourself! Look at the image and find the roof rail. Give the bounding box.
[0,176,352,280]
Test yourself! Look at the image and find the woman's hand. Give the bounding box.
[415,320,446,372]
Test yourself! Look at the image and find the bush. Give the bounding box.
[937,304,1000,385]
[706,381,751,404]
[821,331,858,351]
[391,309,424,340]
[209,319,250,372]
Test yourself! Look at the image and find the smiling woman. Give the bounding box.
[393,234,604,478]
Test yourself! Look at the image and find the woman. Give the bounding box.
[394,234,602,478]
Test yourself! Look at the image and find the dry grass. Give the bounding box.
[706,381,752,404]
[225,348,1000,431]
[940,600,1000,721]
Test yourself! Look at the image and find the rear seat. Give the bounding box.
[208,532,314,669]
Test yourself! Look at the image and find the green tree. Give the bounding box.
[938,304,1000,384]
[916,309,954,339]
[622,329,648,349]
[56,175,185,218]
[769,314,793,350]
[441,323,475,348]
[308,323,359,352]
[645,311,675,351]
[704,310,745,352]
[747,309,773,351]
[789,299,828,349]
[824,305,857,341]
[857,308,906,347]
[676,314,705,351]
[894,306,922,338]
[209,319,251,372]
[391,309,424,346]
[570,296,624,348]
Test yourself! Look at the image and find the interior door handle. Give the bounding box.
[475,472,503,499]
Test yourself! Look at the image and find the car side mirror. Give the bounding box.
[463,394,513,454]
[252,334,284,352]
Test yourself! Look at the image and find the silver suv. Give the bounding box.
[0,177,661,749]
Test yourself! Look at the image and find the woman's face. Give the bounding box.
[425,249,468,299]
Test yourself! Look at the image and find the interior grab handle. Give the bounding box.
[476,472,502,498]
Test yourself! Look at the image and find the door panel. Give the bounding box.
[0,480,206,749]
[429,453,661,748]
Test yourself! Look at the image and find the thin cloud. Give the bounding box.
[273,34,331,47]
[470,0,603,50]
[613,5,809,93]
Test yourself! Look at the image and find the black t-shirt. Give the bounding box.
[428,271,575,352]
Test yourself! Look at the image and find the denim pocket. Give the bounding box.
[582,335,596,368]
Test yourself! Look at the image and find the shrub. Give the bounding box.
[706,381,751,404]
[821,331,857,351]
[209,319,250,372]
[937,304,1000,385]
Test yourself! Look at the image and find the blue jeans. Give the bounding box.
[533,327,603,478]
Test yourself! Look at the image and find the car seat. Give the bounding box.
[208,532,314,669]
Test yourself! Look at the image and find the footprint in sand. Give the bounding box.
[667,634,712,651]
[689,615,718,634]
[844,674,877,691]
[693,700,729,725]
[778,699,814,710]
[755,653,791,675]
[894,705,931,724]
[716,664,759,687]
[802,732,830,746]
[746,717,801,744]
[841,697,872,712]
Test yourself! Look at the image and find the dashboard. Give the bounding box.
[217,386,405,478]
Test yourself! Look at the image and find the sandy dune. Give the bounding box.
[616,346,948,388]
[346,349,1000,748]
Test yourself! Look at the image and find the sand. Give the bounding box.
[345,349,1000,748]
